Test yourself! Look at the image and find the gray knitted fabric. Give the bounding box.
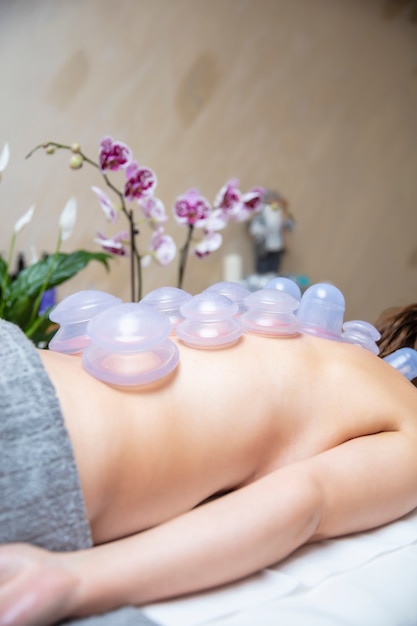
[0,319,159,626]
[0,319,92,550]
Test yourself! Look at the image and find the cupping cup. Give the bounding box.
[141,286,192,332]
[383,347,417,381]
[265,276,302,302]
[49,290,122,355]
[342,320,381,355]
[176,292,242,348]
[203,281,251,316]
[240,289,300,336]
[296,283,345,340]
[82,303,179,386]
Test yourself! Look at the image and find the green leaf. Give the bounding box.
[1,250,112,343]
[25,309,58,345]
[0,255,7,276]
[3,294,34,328]
[0,255,11,315]
[8,250,112,301]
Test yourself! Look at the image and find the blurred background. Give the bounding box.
[1,0,416,322]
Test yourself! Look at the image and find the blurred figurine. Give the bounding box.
[248,190,294,275]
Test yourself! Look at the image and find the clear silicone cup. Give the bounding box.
[82,339,179,386]
[265,276,302,301]
[49,290,122,324]
[141,287,192,331]
[342,320,381,355]
[296,283,345,340]
[82,302,179,386]
[86,303,171,352]
[48,321,94,355]
[176,292,242,348]
[241,289,300,336]
[179,292,239,321]
[176,319,243,348]
[48,290,122,355]
[383,347,417,381]
[204,281,251,315]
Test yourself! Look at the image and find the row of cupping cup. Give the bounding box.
[48,277,417,387]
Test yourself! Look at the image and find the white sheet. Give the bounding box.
[144,508,417,626]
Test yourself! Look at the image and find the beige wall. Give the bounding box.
[1,0,416,322]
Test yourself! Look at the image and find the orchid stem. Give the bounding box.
[178,224,194,290]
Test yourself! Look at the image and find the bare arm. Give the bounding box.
[69,465,321,615]
[309,429,417,539]
[0,465,321,625]
[68,430,417,616]
[2,430,417,625]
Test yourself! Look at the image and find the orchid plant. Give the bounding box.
[27,137,267,302]
[0,142,111,346]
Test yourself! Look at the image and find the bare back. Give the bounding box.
[39,332,417,544]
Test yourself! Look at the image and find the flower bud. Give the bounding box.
[71,142,81,153]
[45,145,56,155]
[69,154,83,169]
[0,142,10,175]
[14,204,35,234]
[59,197,77,241]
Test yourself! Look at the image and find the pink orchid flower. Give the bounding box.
[203,207,228,232]
[142,228,176,267]
[138,196,168,226]
[99,136,132,171]
[214,178,242,217]
[95,231,129,256]
[229,186,267,222]
[242,186,266,213]
[91,186,118,223]
[173,188,212,227]
[194,231,223,258]
[124,161,157,201]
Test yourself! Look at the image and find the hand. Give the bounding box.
[0,543,79,626]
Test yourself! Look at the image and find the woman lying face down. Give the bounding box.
[1,304,417,626]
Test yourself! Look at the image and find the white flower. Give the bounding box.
[0,142,10,179]
[59,197,77,241]
[13,204,35,234]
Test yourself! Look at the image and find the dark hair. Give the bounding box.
[374,303,417,387]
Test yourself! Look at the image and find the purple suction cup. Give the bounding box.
[265,276,302,301]
[176,292,242,348]
[384,347,417,381]
[141,286,192,332]
[48,290,122,355]
[82,303,179,386]
[342,320,381,355]
[240,289,300,336]
[296,283,345,341]
[204,281,251,315]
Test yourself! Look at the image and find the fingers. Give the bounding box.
[0,545,77,626]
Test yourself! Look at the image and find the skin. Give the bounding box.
[1,331,417,625]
